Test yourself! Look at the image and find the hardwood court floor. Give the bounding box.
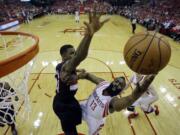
[0,15,180,135]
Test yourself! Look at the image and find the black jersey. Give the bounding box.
[55,62,78,101]
[53,61,82,127]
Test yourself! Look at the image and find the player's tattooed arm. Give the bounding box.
[109,75,156,112]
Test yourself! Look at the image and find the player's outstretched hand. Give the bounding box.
[84,10,110,36]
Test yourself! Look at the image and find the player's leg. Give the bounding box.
[75,16,80,23]
[132,24,135,33]
[140,87,159,115]
[53,96,79,135]
[140,103,159,115]
[134,24,136,33]
[75,16,77,23]
[54,108,79,135]
[61,119,78,135]
[142,97,159,115]
[147,85,159,103]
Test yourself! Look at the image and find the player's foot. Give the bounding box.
[128,112,139,119]
[154,105,159,115]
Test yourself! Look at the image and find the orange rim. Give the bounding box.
[0,31,39,78]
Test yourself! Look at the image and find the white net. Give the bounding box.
[0,82,17,125]
[0,60,35,126]
[0,32,38,126]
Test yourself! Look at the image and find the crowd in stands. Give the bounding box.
[50,0,80,14]
[0,0,179,42]
[50,0,112,14]
[118,0,180,41]
[0,0,44,23]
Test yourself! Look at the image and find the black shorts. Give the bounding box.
[0,106,15,127]
[53,94,82,132]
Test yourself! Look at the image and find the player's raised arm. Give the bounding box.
[109,75,156,112]
[63,11,109,73]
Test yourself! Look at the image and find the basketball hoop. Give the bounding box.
[0,31,39,77]
[0,31,39,125]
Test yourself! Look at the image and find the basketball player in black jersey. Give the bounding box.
[53,11,109,135]
[0,82,18,135]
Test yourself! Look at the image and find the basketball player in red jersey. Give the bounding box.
[78,72,156,135]
[53,11,109,135]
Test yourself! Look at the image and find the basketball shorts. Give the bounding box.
[53,94,82,132]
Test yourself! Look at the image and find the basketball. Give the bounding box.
[123,31,171,75]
